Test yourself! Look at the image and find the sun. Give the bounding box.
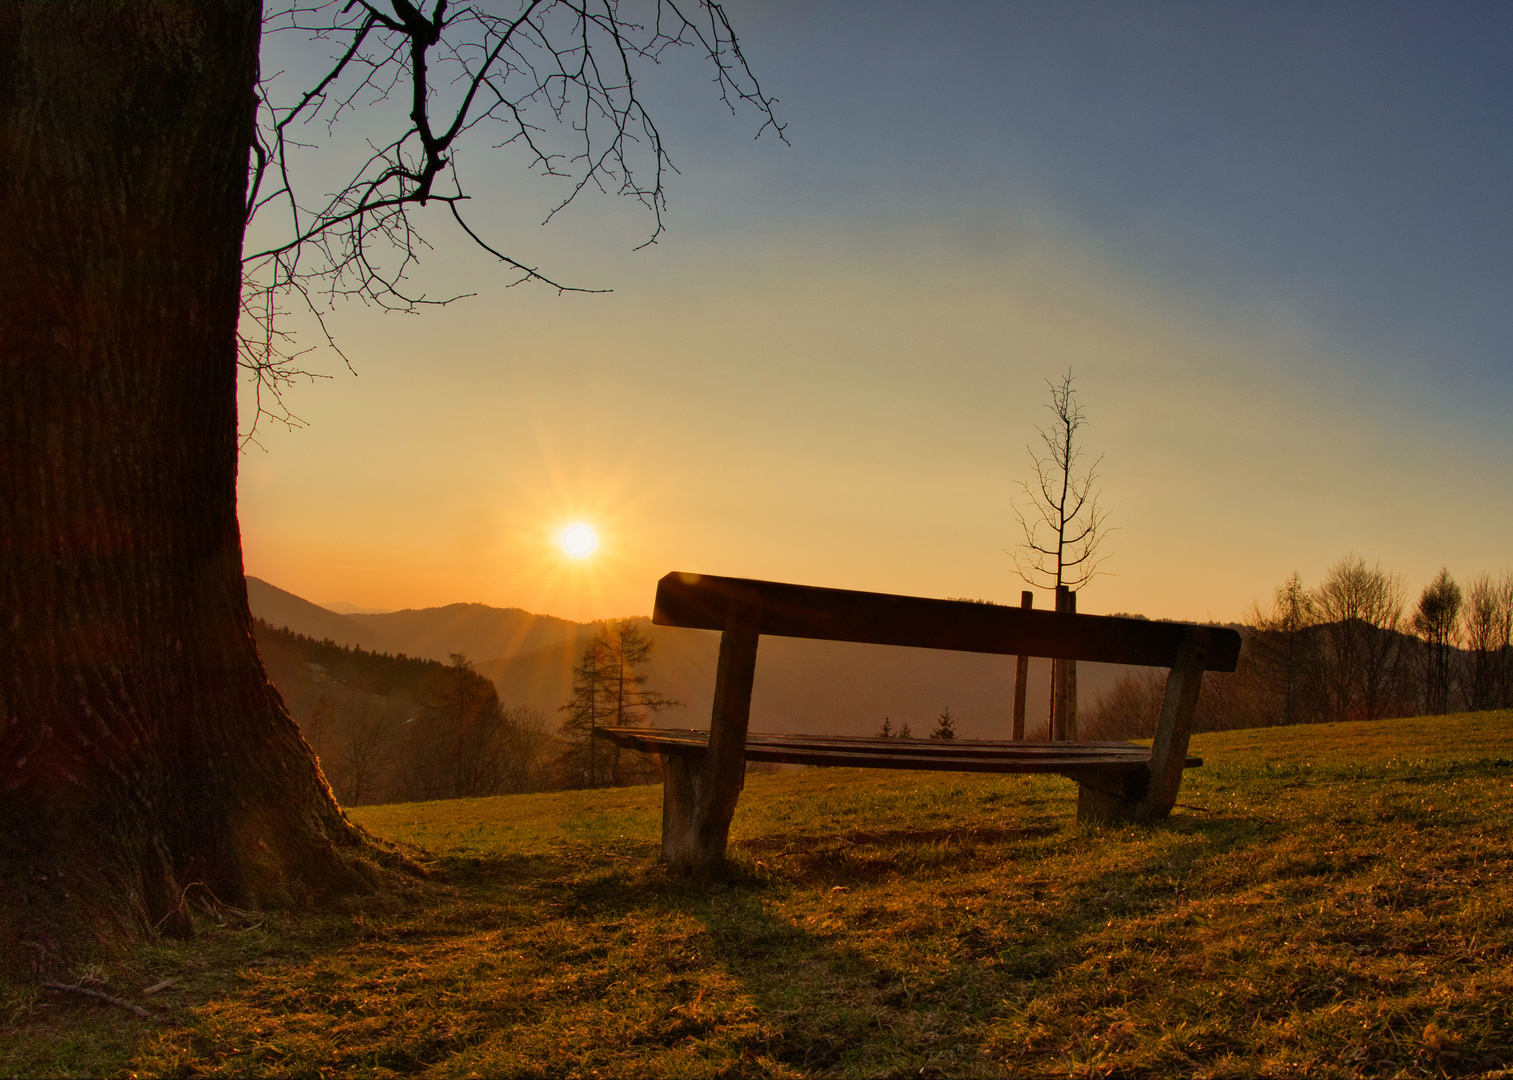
[558,522,599,560]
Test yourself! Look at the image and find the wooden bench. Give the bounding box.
[601,572,1242,878]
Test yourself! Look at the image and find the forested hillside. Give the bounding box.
[254,622,556,805]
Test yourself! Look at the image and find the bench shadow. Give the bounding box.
[373,803,1315,1075]
[516,810,1288,1074]
[733,825,1059,890]
[738,825,1056,854]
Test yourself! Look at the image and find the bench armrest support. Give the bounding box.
[662,598,761,877]
[1141,626,1210,820]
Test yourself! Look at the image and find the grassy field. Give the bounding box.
[5,711,1513,1077]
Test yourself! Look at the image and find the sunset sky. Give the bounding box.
[238,2,1513,624]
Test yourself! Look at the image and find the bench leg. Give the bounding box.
[1067,626,1211,825]
[661,753,701,867]
[662,599,760,879]
[1139,626,1210,821]
[1074,767,1149,824]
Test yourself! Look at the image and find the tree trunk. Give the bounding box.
[0,0,381,961]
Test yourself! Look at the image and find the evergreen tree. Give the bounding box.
[897,720,913,739]
[600,619,680,784]
[396,653,509,801]
[559,619,679,786]
[877,717,894,738]
[930,707,958,740]
[559,635,612,788]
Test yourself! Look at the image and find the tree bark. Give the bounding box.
[0,0,382,960]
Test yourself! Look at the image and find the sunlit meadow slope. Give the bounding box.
[7,711,1511,1078]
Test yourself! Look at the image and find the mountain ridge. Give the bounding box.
[247,578,1136,739]
[247,576,591,666]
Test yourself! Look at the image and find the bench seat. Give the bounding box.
[602,726,1201,774]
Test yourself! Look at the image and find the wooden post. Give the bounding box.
[661,598,761,878]
[1065,590,1078,741]
[1051,585,1069,740]
[1012,591,1031,740]
[1139,625,1210,821]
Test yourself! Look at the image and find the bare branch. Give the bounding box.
[239,1,783,440]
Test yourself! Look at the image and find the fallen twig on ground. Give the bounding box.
[42,981,154,1021]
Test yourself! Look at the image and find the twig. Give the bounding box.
[42,981,155,1021]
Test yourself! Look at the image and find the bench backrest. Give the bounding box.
[652,572,1241,672]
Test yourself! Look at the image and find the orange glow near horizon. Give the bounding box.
[235,213,1513,628]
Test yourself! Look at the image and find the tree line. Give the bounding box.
[1084,555,1513,739]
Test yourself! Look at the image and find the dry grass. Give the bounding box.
[4,711,1513,1077]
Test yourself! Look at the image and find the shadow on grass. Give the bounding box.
[430,811,1311,1073]
[348,802,1376,1076]
[738,824,1057,853]
[22,757,1513,1078]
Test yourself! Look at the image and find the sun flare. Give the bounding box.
[558,522,599,560]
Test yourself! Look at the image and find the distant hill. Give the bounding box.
[251,578,1146,740]
[480,618,1140,741]
[247,576,401,654]
[476,629,599,719]
[347,603,585,666]
[246,578,583,665]
[322,600,392,615]
[643,628,1138,741]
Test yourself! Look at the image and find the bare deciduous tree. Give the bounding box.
[1010,370,1113,595]
[240,0,783,441]
[497,705,557,794]
[1461,573,1501,712]
[1497,573,1513,709]
[1412,568,1462,716]
[1314,555,1409,722]
[334,703,391,805]
[1246,572,1318,725]
[1,0,778,956]
[1010,370,1113,740]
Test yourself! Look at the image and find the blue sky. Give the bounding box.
[673,1,1511,403]
[241,2,1513,622]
